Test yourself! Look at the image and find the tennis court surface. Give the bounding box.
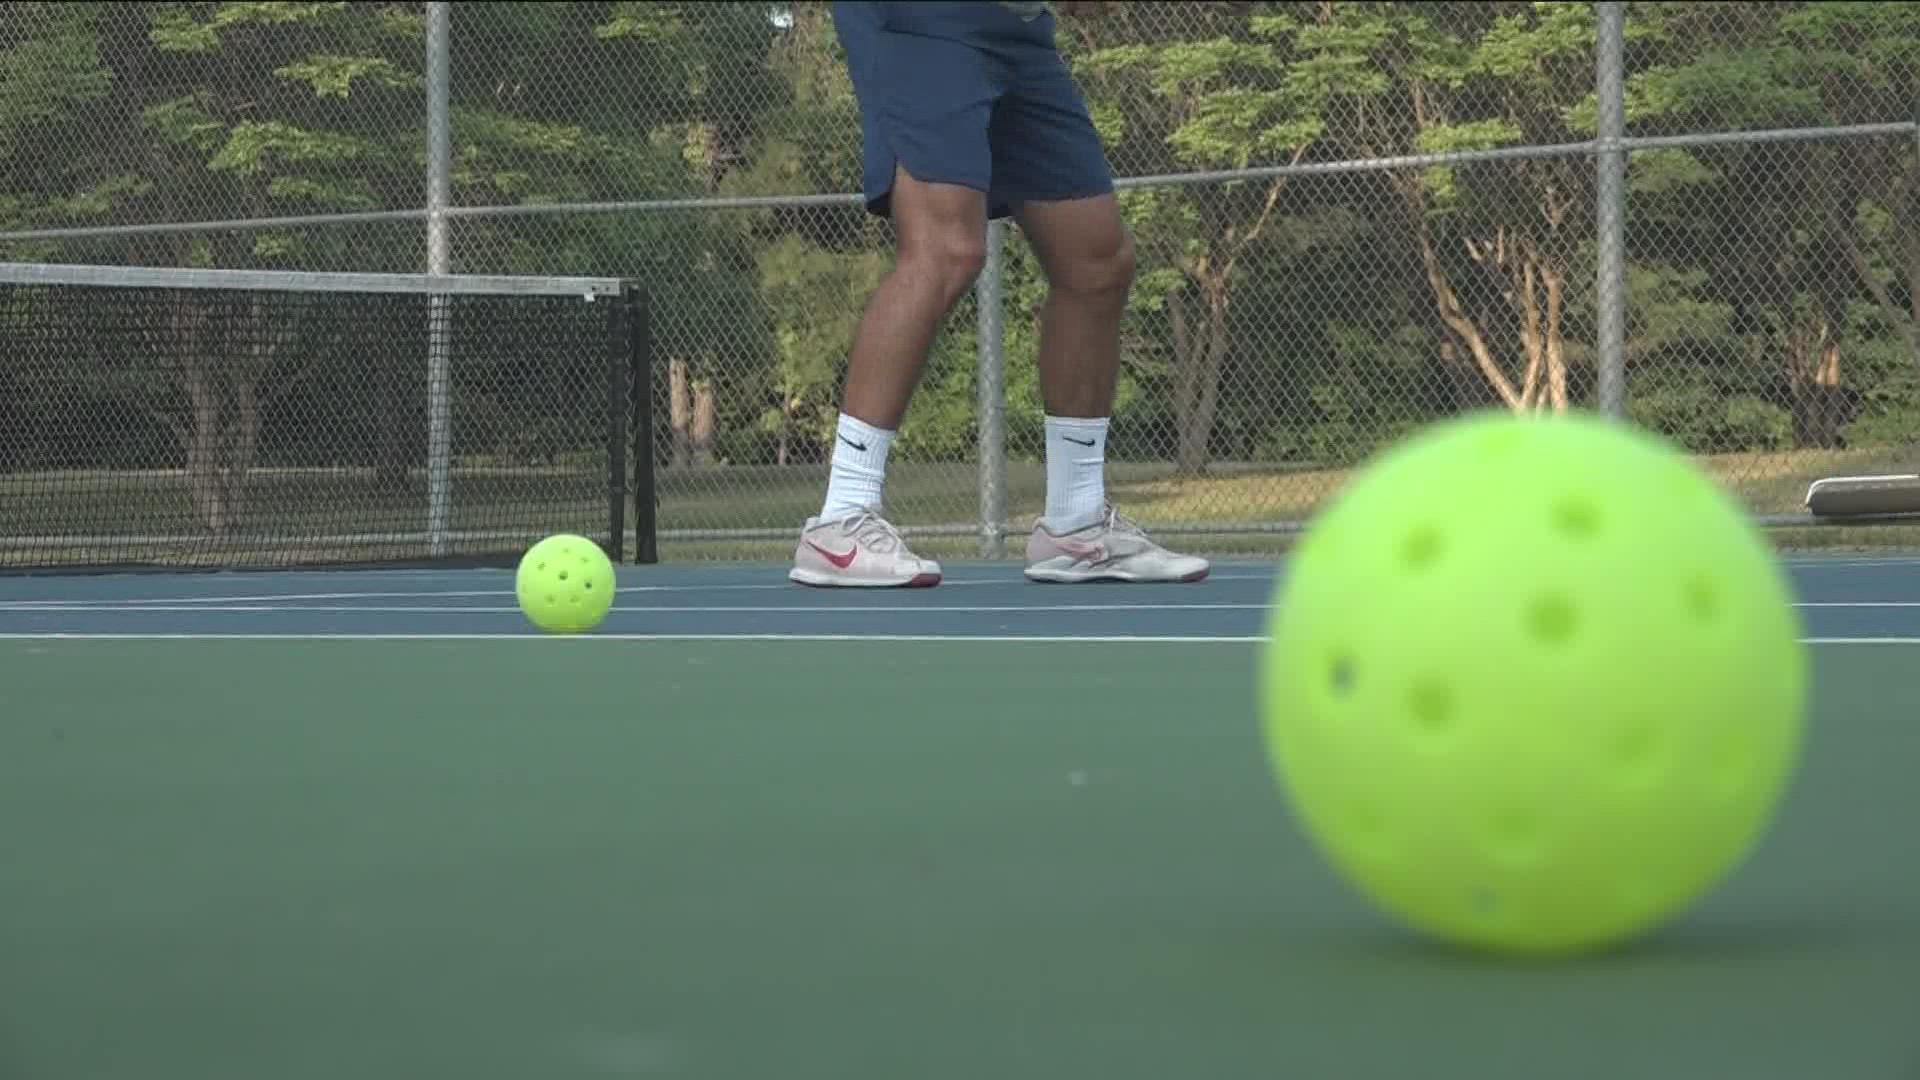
[3,554,1918,1080]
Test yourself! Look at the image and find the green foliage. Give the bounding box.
[1628,379,1795,454]
[753,232,888,456]
[3,0,1919,502]
[275,54,418,98]
[0,5,112,158]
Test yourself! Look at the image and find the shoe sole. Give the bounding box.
[1024,565,1211,584]
[789,568,943,588]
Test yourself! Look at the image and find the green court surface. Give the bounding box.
[1,561,1917,1080]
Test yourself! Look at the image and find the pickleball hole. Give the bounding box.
[1329,654,1356,698]
[1614,726,1655,768]
[1408,679,1453,736]
[1485,805,1540,856]
[1345,802,1392,859]
[1684,575,1718,623]
[1553,498,1599,540]
[1527,594,1577,646]
[1612,726,1660,786]
[1401,526,1443,571]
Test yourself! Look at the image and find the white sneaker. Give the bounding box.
[1024,504,1210,584]
[789,510,943,588]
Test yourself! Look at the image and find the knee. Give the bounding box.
[899,229,988,306]
[1054,228,1136,299]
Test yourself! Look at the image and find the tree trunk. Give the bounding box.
[185,365,227,536]
[374,334,406,489]
[169,300,229,535]
[1164,267,1234,477]
[669,358,691,468]
[777,394,802,467]
[219,296,291,532]
[1839,217,1920,378]
[223,373,260,529]
[1168,292,1200,474]
[1543,261,1569,411]
[1908,222,1920,365]
[1787,314,1844,449]
[692,379,717,467]
[1392,159,1574,417]
[1416,220,1523,410]
[1836,142,1920,380]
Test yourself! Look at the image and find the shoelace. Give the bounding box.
[1104,504,1146,537]
[1097,505,1174,556]
[838,511,904,554]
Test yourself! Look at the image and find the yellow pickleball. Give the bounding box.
[1260,411,1809,957]
[515,534,616,634]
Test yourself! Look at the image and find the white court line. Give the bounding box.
[0,632,1260,643]
[3,599,1917,614]
[0,573,1282,608]
[2,561,1913,608]
[1798,601,1920,607]
[0,602,1269,615]
[1787,556,1920,568]
[0,632,1911,645]
[1,575,1914,612]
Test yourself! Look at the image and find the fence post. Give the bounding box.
[976,219,1008,558]
[425,1,454,556]
[1595,1,1628,419]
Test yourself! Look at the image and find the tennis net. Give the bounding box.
[0,261,651,571]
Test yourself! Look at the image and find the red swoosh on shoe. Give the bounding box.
[807,541,859,569]
[1057,540,1108,564]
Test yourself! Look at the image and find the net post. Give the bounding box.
[628,284,659,565]
[607,286,629,563]
[1594,0,1628,420]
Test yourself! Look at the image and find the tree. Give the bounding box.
[1304,1,1611,417]
[1066,2,1337,474]
[1623,0,1920,448]
[2,1,429,532]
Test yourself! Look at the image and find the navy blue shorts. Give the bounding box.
[830,2,1116,220]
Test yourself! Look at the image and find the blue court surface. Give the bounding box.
[1,554,1918,642]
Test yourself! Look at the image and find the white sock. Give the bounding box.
[1044,415,1109,533]
[820,413,895,522]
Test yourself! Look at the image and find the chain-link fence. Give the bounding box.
[3,1,1917,566]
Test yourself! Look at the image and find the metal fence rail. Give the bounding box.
[3,1,1916,565]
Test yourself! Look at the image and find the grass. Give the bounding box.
[652,441,1920,560]
[5,441,1919,568]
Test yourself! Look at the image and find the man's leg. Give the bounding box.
[992,32,1210,584]
[820,169,989,520]
[792,4,1000,588]
[1016,193,1134,533]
